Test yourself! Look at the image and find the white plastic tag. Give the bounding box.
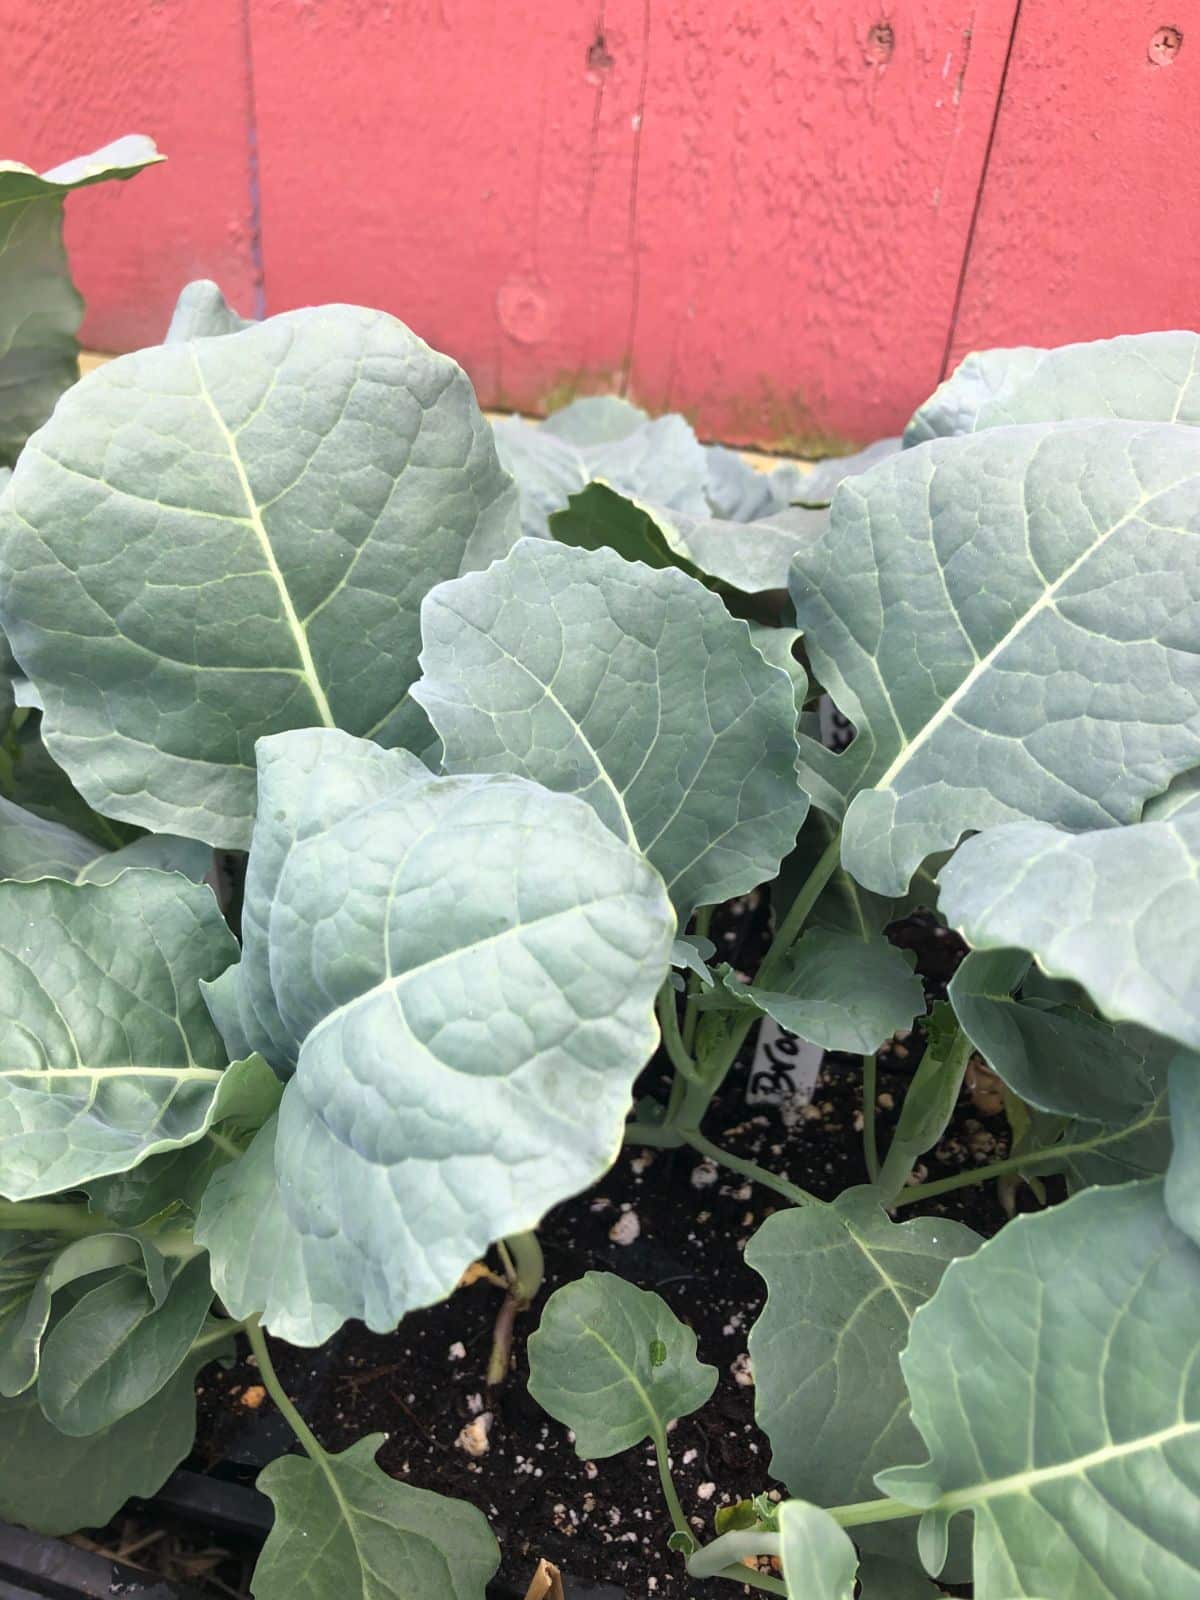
[746,1019,823,1106]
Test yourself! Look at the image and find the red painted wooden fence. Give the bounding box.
[1,0,1195,447]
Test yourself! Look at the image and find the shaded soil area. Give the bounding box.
[177,907,1019,1597]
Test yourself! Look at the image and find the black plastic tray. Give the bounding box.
[0,1467,625,1600]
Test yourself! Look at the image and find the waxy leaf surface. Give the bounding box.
[83,1051,281,1226]
[0,136,161,464]
[165,278,254,342]
[939,810,1200,1050]
[37,1253,214,1435]
[907,331,1200,443]
[203,729,674,1336]
[729,930,924,1054]
[948,948,1153,1123]
[779,1500,859,1600]
[0,1341,219,1535]
[878,1181,1200,1598]
[0,874,242,1198]
[790,421,1200,893]
[1166,1058,1200,1247]
[493,400,710,538]
[903,347,1045,444]
[196,1111,354,1347]
[0,1229,166,1397]
[528,1271,717,1457]
[793,438,902,504]
[254,1434,499,1600]
[0,797,210,884]
[747,1189,978,1558]
[0,304,519,847]
[414,538,808,918]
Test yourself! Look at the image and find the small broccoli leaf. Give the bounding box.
[0,1230,170,1398]
[789,421,1200,893]
[773,811,939,943]
[706,443,796,521]
[0,136,162,464]
[0,1340,221,1536]
[38,1252,213,1435]
[877,1180,1200,1597]
[414,538,808,919]
[203,729,673,1337]
[948,948,1154,1123]
[789,438,902,505]
[0,874,254,1199]
[165,279,254,341]
[939,810,1200,1051]
[671,934,716,987]
[1167,1056,1200,1247]
[712,931,925,1055]
[541,396,648,445]
[494,407,709,539]
[253,1434,499,1600]
[875,1008,973,1204]
[528,1271,716,1458]
[778,1500,859,1599]
[746,1188,978,1564]
[0,305,519,847]
[653,503,829,596]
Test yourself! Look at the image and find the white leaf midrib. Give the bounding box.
[937,1415,1200,1513]
[872,461,1199,792]
[189,348,336,729]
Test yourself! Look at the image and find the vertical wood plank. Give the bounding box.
[250,0,649,409]
[251,0,1018,444]
[948,0,1200,365]
[0,0,259,351]
[624,0,1023,445]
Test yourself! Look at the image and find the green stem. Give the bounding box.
[624,1119,686,1149]
[0,1200,112,1237]
[754,830,842,992]
[861,1052,880,1183]
[678,1128,827,1209]
[191,1317,250,1355]
[828,1495,922,1528]
[497,1230,544,1304]
[489,1231,545,1387]
[653,1426,692,1546]
[874,1021,974,1207]
[893,1147,1047,1207]
[246,1318,327,1465]
[681,830,845,1120]
[681,906,714,1054]
[657,982,702,1084]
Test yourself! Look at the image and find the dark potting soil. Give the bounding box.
[177,906,1021,1598]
